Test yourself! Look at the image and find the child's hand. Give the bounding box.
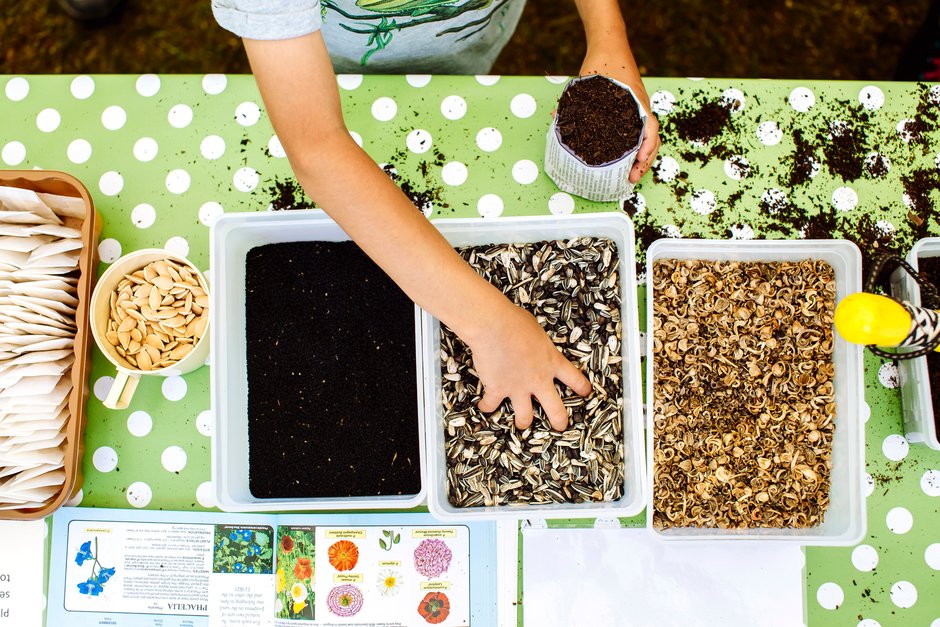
[466,303,592,431]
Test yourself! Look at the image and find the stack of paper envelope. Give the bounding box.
[0,185,86,510]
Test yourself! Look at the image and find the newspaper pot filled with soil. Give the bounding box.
[544,74,647,202]
[646,239,866,544]
[891,237,940,451]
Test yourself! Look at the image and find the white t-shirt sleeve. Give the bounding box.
[212,0,322,40]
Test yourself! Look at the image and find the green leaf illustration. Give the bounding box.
[379,538,388,550]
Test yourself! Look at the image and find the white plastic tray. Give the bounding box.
[422,213,646,521]
[209,209,427,511]
[645,239,866,544]
[891,237,940,450]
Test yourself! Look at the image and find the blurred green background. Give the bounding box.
[0,1,932,79]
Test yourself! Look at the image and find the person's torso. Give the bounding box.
[318,0,526,74]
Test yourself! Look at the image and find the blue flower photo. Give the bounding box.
[74,538,115,597]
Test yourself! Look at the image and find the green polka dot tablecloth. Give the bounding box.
[2,74,940,626]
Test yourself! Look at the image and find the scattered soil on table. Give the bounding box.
[914,256,940,442]
[822,119,869,182]
[556,75,643,166]
[267,178,316,211]
[902,167,940,220]
[382,148,450,214]
[673,99,734,145]
[245,241,421,499]
[784,129,820,187]
[865,153,890,178]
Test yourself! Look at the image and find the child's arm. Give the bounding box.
[242,32,592,431]
[574,0,661,183]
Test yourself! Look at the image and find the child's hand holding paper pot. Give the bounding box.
[90,249,210,409]
[545,74,650,202]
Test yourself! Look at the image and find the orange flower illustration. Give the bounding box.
[293,557,313,580]
[328,540,359,572]
[280,534,295,553]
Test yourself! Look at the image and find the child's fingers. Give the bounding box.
[555,357,592,397]
[477,388,504,414]
[510,394,534,430]
[535,385,569,432]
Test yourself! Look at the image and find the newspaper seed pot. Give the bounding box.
[545,74,648,202]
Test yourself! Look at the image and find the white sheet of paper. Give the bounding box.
[0,186,63,224]
[36,191,86,219]
[522,526,805,627]
[23,223,81,239]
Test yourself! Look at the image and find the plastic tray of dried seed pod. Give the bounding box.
[421,213,645,521]
[646,239,866,544]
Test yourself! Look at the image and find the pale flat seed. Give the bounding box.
[149,286,162,311]
[153,260,170,277]
[144,345,161,364]
[166,264,182,283]
[144,335,164,350]
[161,293,174,306]
[130,328,142,343]
[163,315,187,328]
[169,344,193,360]
[118,316,137,333]
[137,349,152,370]
[141,305,158,319]
[118,330,131,349]
[106,331,120,345]
[194,315,208,338]
[195,294,209,308]
[128,339,141,354]
[152,276,174,291]
[144,265,158,281]
[154,308,177,320]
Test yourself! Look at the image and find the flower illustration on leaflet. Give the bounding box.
[376,569,403,596]
[74,538,115,596]
[413,539,452,578]
[327,584,364,617]
[328,540,359,571]
[417,592,451,624]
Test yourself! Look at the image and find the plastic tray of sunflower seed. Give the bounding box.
[891,237,940,451]
[646,239,866,544]
[421,213,645,521]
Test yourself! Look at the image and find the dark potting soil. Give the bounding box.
[823,121,867,181]
[671,99,732,144]
[267,178,316,211]
[245,241,421,499]
[915,256,940,442]
[556,75,642,166]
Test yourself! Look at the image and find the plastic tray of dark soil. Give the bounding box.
[210,210,426,511]
[646,239,866,544]
[891,237,940,451]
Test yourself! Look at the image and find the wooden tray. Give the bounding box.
[0,170,101,519]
